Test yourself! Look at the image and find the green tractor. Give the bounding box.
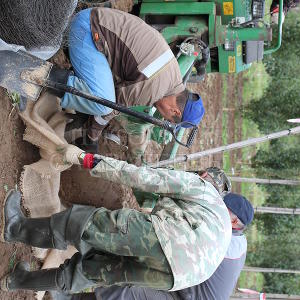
[137,0,283,76]
[120,0,285,154]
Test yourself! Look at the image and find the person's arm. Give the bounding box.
[62,145,216,198]
[90,154,201,195]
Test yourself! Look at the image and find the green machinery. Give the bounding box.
[122,0,284,159]
[126,0,284,150]
[138,0,284,74]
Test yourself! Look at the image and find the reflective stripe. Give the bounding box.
[141,49,174,78]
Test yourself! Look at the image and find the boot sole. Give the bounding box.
[0,189,15,243]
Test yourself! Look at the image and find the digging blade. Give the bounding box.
[0,50,52,101]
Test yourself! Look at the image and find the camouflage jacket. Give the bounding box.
[90,156,232,291]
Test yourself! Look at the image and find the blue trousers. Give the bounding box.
[60,9,116,116]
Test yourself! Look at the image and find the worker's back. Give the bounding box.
[90,8,184,107]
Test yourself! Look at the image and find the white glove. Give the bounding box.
[60,144,85,165]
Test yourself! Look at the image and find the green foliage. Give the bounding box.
[263,274,300,295]
[252,138,300,179]
[245,13,300,133]
[248,216,300,267]
[238,272,265,292]
[243,63,270,103]
[242,11,300,295]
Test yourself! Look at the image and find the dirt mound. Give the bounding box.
[0,89,40,300]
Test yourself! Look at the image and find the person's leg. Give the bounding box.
[1,190,97,252]
[1,252,95,293]
[1,248,172,293]
[95,285,176,300]
[1,192,173,293]
[51,290,96,300]
[60,8,115,116]
[51,286,176,300]
[75,208,173,290]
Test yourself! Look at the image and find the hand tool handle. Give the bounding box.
[45,80,198,148]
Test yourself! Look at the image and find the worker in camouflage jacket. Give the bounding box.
[1,145,231,293]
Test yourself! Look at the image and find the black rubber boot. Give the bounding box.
[1,190,62,249]
[1,190,96,251]
[0,253,93,293]
[1,262,59,291]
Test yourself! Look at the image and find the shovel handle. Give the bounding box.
[45,80,198,148]
[45,80,168,126]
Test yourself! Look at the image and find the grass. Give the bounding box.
[243,63,270,103]
[221,63,271,292]
[238,272,265,292]
[8,248,17,272]
[7,92,20,119]
[222,74,230,172]
[3,184,9,192]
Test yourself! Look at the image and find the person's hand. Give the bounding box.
[57,144,85,165]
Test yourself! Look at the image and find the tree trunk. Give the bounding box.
[243,266,300,274]
[254,206,300,215]
[231,293,300,299]
[229,177,300,186]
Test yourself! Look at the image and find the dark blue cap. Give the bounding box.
[181,93,205,128]
[224,193,254,225]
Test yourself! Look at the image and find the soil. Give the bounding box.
[223,73,244,193]
[0,89,40,300]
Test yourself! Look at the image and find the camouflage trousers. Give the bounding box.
[52,205,173,293]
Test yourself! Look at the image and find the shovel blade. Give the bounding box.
[0,50,52,101]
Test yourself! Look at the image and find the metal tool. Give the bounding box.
[0,50,198,148]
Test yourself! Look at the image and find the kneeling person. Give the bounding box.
[1,147,231,293]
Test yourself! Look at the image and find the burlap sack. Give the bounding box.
[18,91,141,299]
[18,91,77,300]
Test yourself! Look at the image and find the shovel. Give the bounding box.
[0,50,198,148]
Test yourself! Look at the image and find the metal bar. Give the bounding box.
[169,128,185,158]
[151,126,300,167]
[45,81,170,128]
[223,26,271,42]
[264,0,284,54]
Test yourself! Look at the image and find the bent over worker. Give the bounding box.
[1,146,231,293]
[53,8,204,144]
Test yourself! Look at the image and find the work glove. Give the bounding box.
[58,144,85,165]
